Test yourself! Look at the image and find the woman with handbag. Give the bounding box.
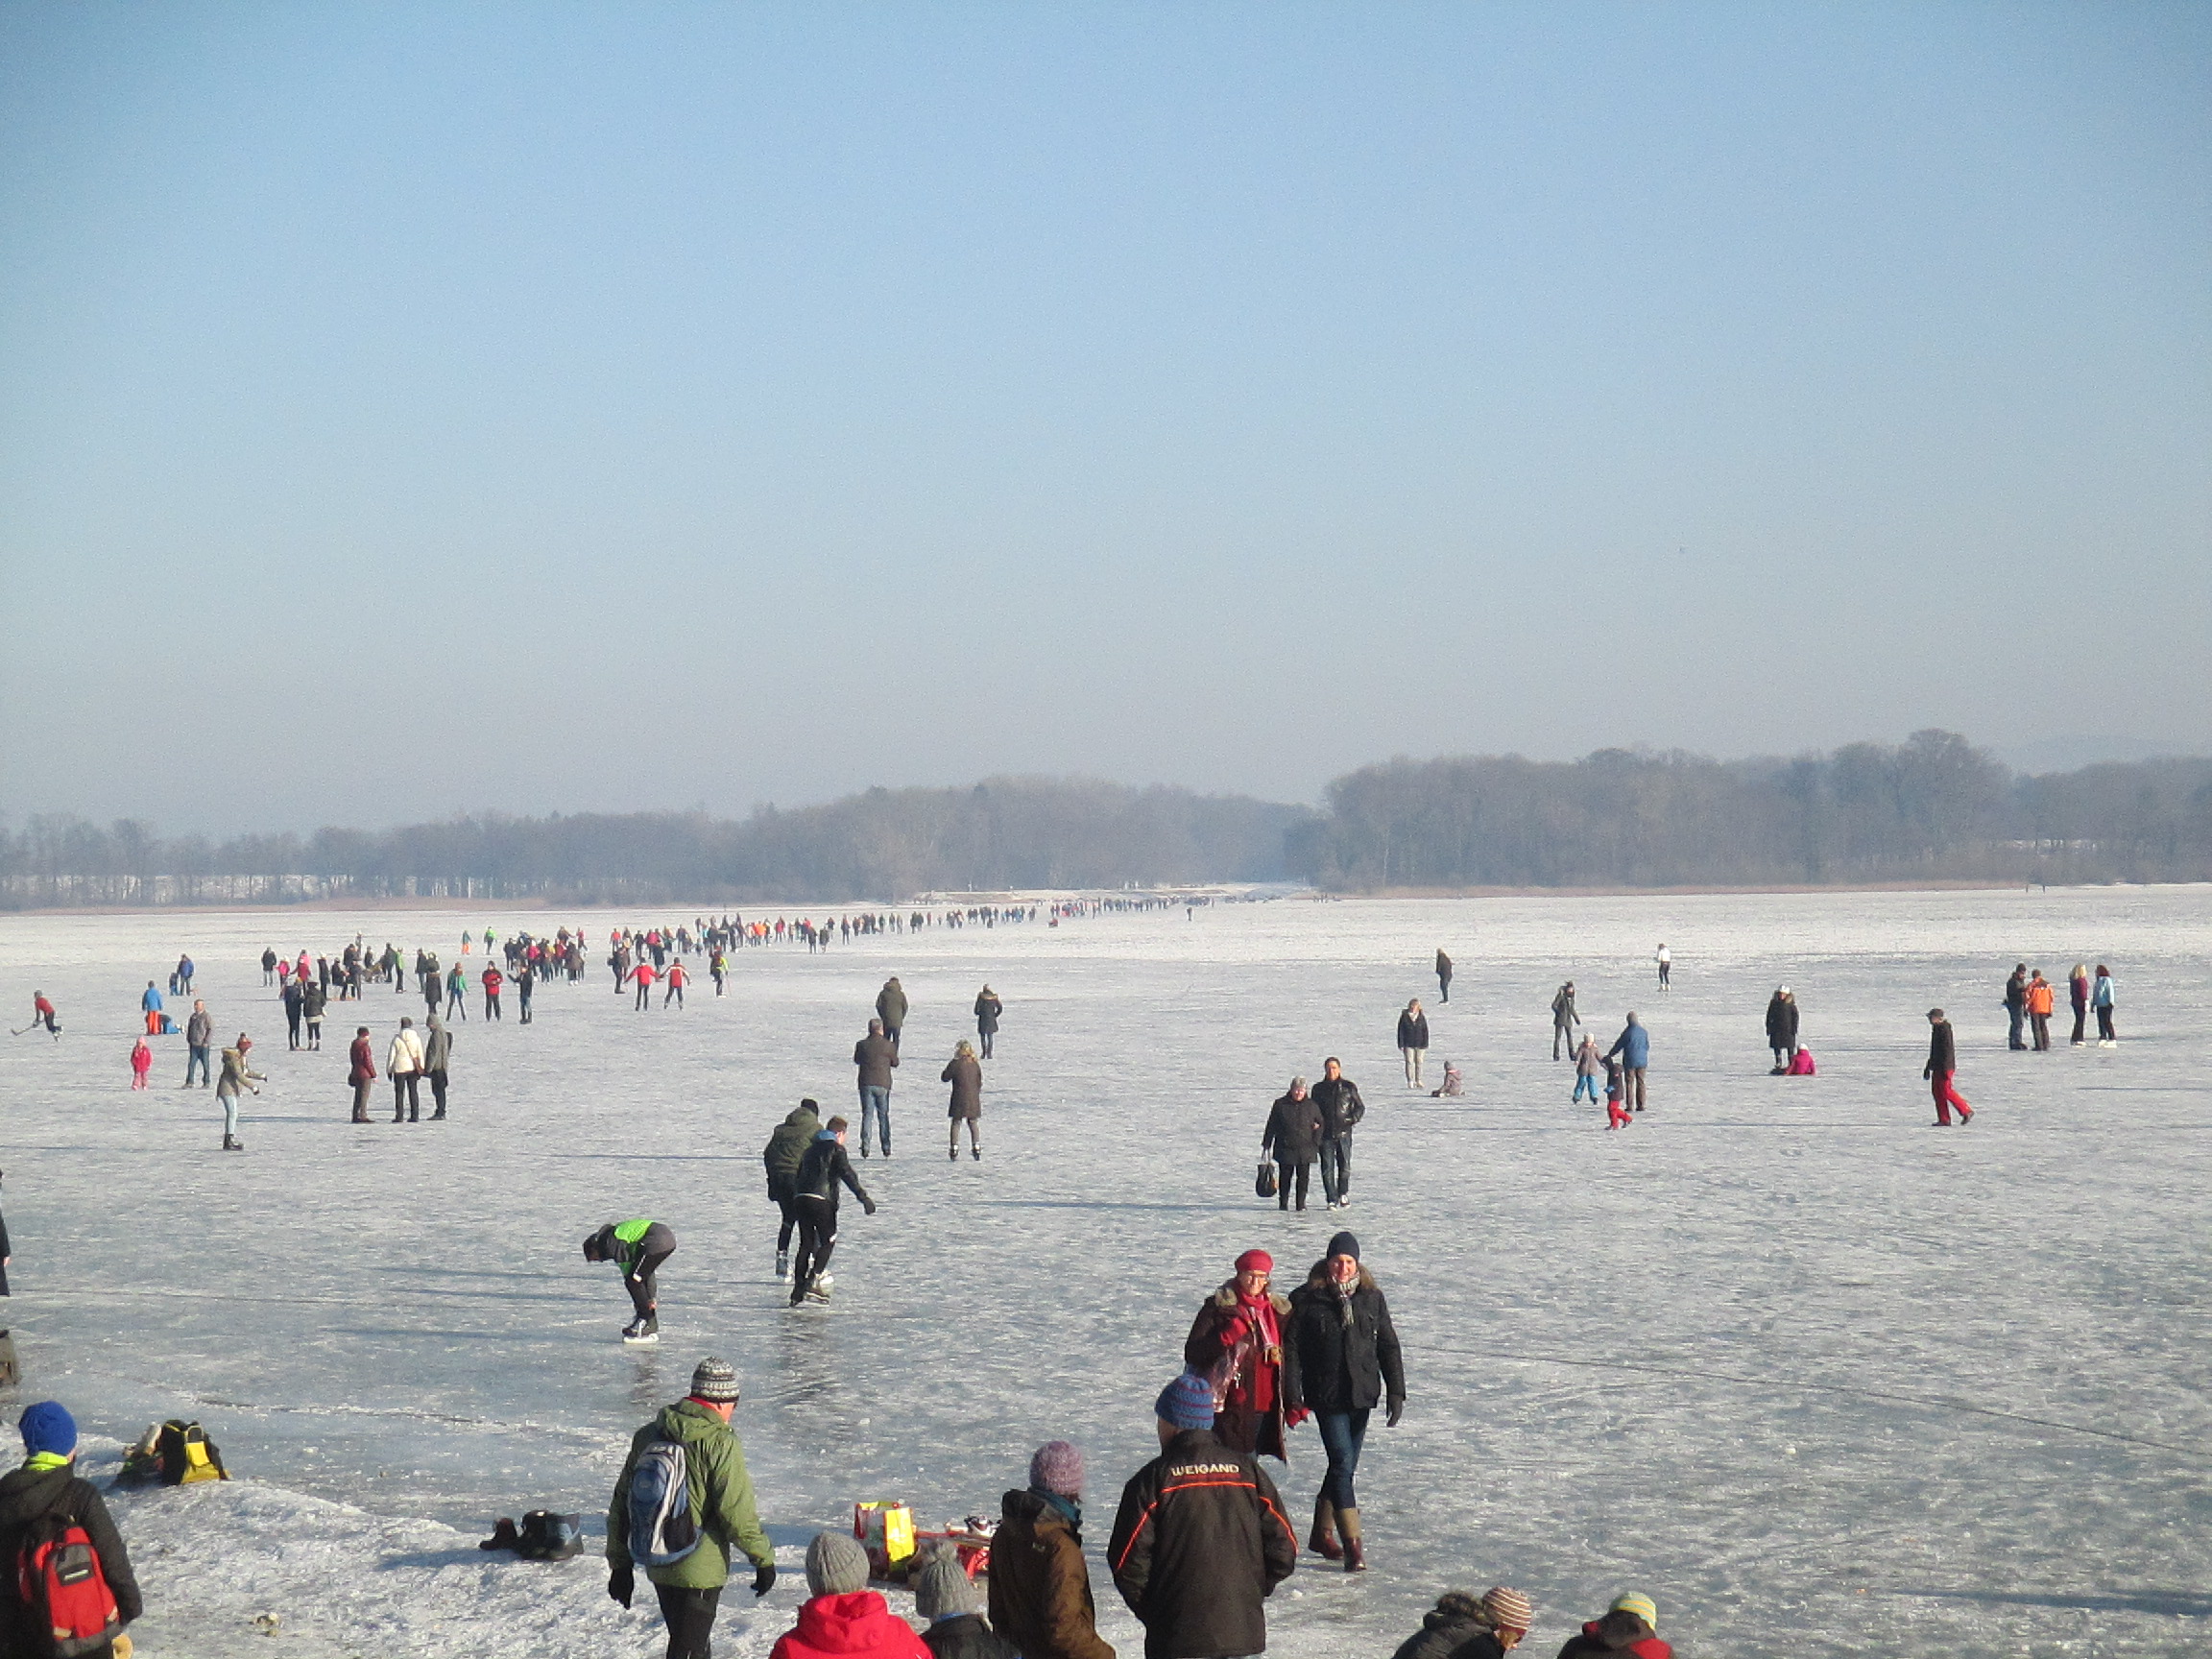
[1183,1249,1289,1460]
[1261,1077,1322,1213]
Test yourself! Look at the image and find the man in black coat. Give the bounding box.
[1551,982,1578,1061]
[1109,1374,1296,1659]
[0,1403,140,1658]
[2003,965,2029,1049]
[1764,989,1799,1072]
[1924,1008,1973,1127]
[790,1118,876,1305]
[1309,1059,1365,1213]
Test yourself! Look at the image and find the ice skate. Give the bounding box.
[776,1249,789,1281]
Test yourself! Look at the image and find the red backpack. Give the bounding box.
[15,1511,122,1658]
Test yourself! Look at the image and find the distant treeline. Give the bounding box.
[0,779,1309,908]
[1287,731,2212,888]
[3,734,2206,907]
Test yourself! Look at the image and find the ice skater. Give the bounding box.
[662,960,685,1008]
[1923,1008,1973,1126]
[19,992,60,1039]
[215,1034,263,1151]
[943,1040,983,1161]
[974,985,1002,1058]
[1571,1031,1603,1105]
[789,1117,875,1306]
[761,1100,822,1280]
[584,1218,678,1342]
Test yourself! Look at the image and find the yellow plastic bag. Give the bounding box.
[853,1502,915,1577]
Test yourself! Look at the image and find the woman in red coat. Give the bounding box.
[1183,1248,1289,1461]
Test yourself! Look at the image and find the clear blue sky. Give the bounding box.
[3,3,2205,832]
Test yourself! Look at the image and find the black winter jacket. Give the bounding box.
[763,1106,821,1200]
[1555,1612,1671,1657]
[1397,1013,1430,1049]
[1283,1261,1405,1415]
[1262,1093,1323,1162]
[925,1613,1018,1659]
[1765,996,1799,1048]
[1391,1593,1495,1659]
[1107,1430,1296,1659]
[1926,1021,1957,1076]
[795,1135,872,1214]
[1310,1076,1365,1141]
[974,994,1002,1034]
[0,1462,143,1656]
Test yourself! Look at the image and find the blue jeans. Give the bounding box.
[1572,1074,1599,1103]
[1320,1139,1351,1204]
[859,1086,892,1154]
[185,1046,211,1087]
[1315,1408,1371,1508]
[220,1094,240,1137]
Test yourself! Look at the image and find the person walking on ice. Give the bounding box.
[1551,981,1579,1061]
[1605,1013,1650,1114]
[585,1217,678,1342]
[1396,999,1429,1088]
[607,1357,777,1659]
[1924,1008,1973,1127]
[130,1036,152,1089]
[944,1040,984,1161]
[974,985,1002,1059]
[1434,949,1452,1003]
[1654,944,1671,990]
[853,1018,899,1159]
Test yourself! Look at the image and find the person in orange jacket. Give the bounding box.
[2026,970,2055,1051]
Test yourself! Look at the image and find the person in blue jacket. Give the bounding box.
[1606,1013,1651,1114]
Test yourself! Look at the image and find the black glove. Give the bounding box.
[1385,1397,1405,1429]
[608,1565,634,1608]
[754,1560,779,1598]
[862,1198,878,1215]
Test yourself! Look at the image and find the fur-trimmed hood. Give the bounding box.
[1210,1280,1292,1316]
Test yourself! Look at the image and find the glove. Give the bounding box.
[608,1565,635,1608]
[1385,1398,1405,1429]
[1284,1405,1310,1430]
[863,1199,878,1215]
[754,1561,779,1598]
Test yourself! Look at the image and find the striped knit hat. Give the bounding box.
[1610,1592,1658,1630]
[1480,1587,1534,1631]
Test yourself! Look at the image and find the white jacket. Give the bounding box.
[388,1027,427,1075]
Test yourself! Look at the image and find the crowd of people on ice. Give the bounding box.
[2,910,2133,1656]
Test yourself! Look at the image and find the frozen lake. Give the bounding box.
[2,886,2208,1657]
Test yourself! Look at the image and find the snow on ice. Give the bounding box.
[2,885,2207,1656]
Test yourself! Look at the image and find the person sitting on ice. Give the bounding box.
[1429,1062,1463,1099]
[768,1532,929,1659]
[1786,1046,1816,1076]
[1391,1586,1536,1659]
[1556,1592,1670,1658]
[914,1549,1014,1659]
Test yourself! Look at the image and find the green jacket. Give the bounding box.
[607,1400,772,1589]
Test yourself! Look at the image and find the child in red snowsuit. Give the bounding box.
[130,1037,153,1089]
[1604,1060,1633,1129]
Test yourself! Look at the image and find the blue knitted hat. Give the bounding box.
[18,1403,76,1458]
[1154,1371,1214,1431]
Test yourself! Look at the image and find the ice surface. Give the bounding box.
[2,886,2208,1656]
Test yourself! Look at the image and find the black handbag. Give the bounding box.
[1255,1161,1278,1198]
